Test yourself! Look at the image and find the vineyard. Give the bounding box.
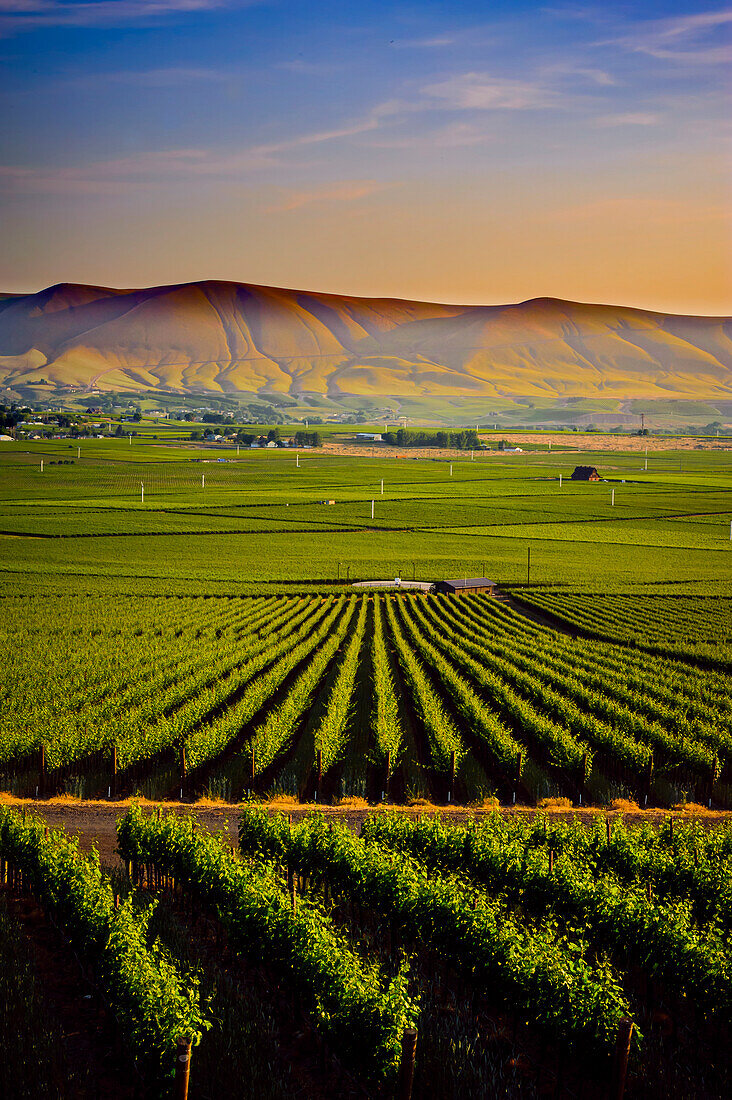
[1,591,731,809]
[1,804,730,1098]
[510,591,732,670]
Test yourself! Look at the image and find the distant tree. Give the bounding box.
[293,430,322,447]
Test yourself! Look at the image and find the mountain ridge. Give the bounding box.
[0,279,729,400]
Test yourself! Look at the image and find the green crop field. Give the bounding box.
[0,438,730,593]
[0,437,730,810]
[0,437,731,1098]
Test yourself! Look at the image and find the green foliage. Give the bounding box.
[0,808,208,1077]
[362,812,732,1019]
[117,805,416,1084]
[237,808,632,1057]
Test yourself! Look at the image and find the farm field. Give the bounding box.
[2,589,732,809]
[0,438,730,592]
[1,804,730,1099]
[0,435,730,1095]
[0,437,730,812]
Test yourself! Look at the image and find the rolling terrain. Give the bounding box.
[0,280,730,403]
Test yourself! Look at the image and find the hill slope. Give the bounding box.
[0,280,729,400]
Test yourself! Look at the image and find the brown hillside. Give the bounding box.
[0,280,729,399]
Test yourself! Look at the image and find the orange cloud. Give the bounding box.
[267,180,392,212]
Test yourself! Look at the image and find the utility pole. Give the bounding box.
[381,479,384,495]
[140,482,144,504]
[371,499,375,520]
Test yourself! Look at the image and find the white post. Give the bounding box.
[237,444,240,455]
[40,459,43,472]
[450,464,453,476]
[129,434,132,445]
[371,499,374,519]
[549,441,552,452]
[380,479,384,495]
[141,482,144,504]
[644,458,648,471]
[296,453,299,468]
[559,473,562,487]
[471,449,474,461]
[611,488,615,506]
[202,474,205,489]
[77,446,80,458]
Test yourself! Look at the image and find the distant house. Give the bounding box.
[434,578,497,596]
[571,466,601,481]
[356,433,383,442]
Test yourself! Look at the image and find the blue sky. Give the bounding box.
[1,1,730,311]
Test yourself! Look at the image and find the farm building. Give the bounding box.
[571,466,600,481]
[356,433,383,442]
[434,578,497,596]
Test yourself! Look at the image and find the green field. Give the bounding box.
[0,438,730,593]
[0,437,730,810]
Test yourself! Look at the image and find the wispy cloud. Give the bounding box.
[599,7,732,66]
[540,63,616,87]
[0,0,260,34]
[266,180,391,213]
[596,112,659,127]
[276,59,344,75]
[366,121,494,151]
[72,66,232,87]
[421,72,561,111]
[0,108,396,194]
[0,148,218,193]
[391,35,455,49]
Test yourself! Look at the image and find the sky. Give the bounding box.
[0,0,730,313]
